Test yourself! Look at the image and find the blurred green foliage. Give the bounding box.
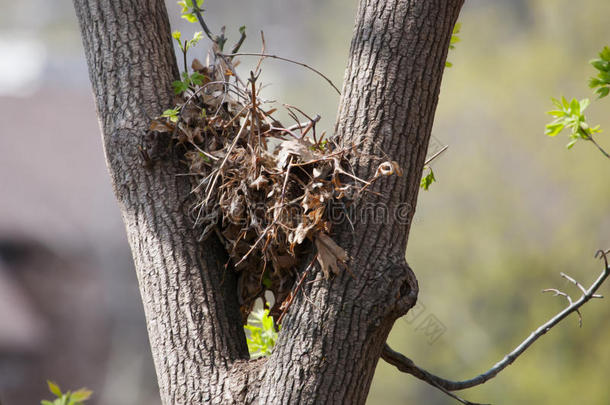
[41,381,91,405]
[445,22,461,69]
[177,0,203,23]
[545,96,600,149]
[589,46,610,99]
[245,309,279,358]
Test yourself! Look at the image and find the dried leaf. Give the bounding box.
[249,175,268,190]
[314,233,348,278]
[192,58,205,72]
[276,139,315,169]
[149,120,174,133]
[374,160,403,177]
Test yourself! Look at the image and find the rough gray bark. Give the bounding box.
[73,0,463,404]
[73,1,250,403]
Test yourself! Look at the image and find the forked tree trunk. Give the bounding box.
[73,0,463,403]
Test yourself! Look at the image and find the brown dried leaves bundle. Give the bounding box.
[148,55,400,322]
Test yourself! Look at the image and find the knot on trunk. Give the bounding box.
[380,258,419,318]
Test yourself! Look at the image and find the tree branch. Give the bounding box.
[219,52,342,95]
[588,135,610,159]
[383,250,610,401]
[193,6,220,47]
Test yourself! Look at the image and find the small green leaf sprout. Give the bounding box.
[171,30,206,95]
[41,381,92,405]
[177,0,204,23]
[161,107,180,123]
[170,0,248,95]
[589,46,610,99]
[445,22,461,68]
[244,309,279,358]
[545,46,609,159]
[420,166,436,190]
[545,96,600,149]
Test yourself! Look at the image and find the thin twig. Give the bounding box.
[255,31,267,76]
[286,115,321,132]
[231,28,247,55]
[192,6,217,46]
[560,272,587,295]
[542,288,582,327]
[382,345,489,405]
[425,144,449,165]
[219,52,342,95]
[382,253,610,397]
[588,136,610,159]
[204,111,251,205]
[277,258,316,325]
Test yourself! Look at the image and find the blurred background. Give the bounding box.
[0,0,609,404]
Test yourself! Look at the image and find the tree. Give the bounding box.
[72,1,608,404]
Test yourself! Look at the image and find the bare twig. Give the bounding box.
[542,288,582,327]
[219,52,342,95]
[587,135,610,159]
[382,345,488,405]
[286,114,321,133]
[382,252,610,401]
[192,6,218,46]
[425,144,449,165]
[254,31,267,76]
[560,272,587,296]
[231,27,247,55]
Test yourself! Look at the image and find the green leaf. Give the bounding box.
[547,110,565,117]
[262,272,272,288]
[162,107,180,123]
[177,0,203,23]
[172,80,189,95]
[239,25,246,35]
[597,86,610,99]
[420,167,436,190]
[600,46,610,61]
[569,98,580,115]
[190,72,205,86]
[58,393,69,405]
[181,13,198,23]
[48,381,62,397]
[41,401,54,405]
[579,121,589,131]
[70,389,93,402]
[566,139,578,149]
[244,309,278,357]
[550,97,562,109]
[177,0,188,12]
[579,98,590,113]
[446,22,461,65]
[591,59,609,72]
[545,122,564,137]
[186,31,204,50]
[172,30,181,41]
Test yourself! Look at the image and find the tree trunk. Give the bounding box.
[73,0,463,404]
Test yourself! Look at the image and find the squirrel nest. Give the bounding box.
[148,52,401,322]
